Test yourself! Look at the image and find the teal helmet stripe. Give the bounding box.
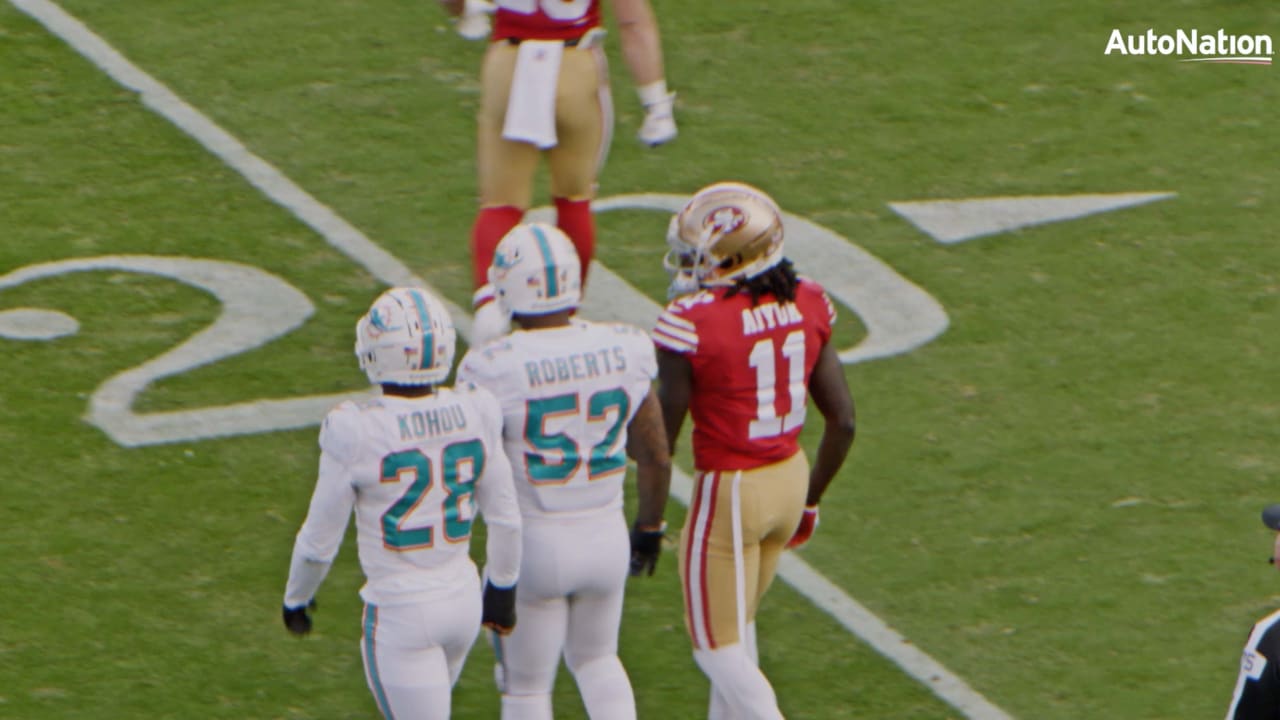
[407,290,435,371]
[530,225,559,298]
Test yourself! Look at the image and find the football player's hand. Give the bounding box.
[786,506,820,550]
[482,581,517,636]
[629,522,666,576]
[282,599,317,635]
[638,94,677,147]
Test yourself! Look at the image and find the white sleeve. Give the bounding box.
[472,390,522,588]
[283,409,359,607]
[652,303,698,355]
[283,452,356,606]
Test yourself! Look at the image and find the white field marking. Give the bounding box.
[14,2,1016,716]
[0,308,79,340]
[889,192,1176,244]
[6,0,477,338]
[0,255,368,446]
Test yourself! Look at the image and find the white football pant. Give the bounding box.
[495,510,635,720]
[360,579,481,720]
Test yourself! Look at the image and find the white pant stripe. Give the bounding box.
[688,472,717,649]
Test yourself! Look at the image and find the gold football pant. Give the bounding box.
[679,451,809,650]
[477,39,613,208]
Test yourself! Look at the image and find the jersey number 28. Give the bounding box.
[379,440,482,551]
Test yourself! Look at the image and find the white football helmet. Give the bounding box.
[354,287,456,386]
[488,223,582,316]
[664,181,785,297]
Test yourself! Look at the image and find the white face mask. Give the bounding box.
[666,270,701,300]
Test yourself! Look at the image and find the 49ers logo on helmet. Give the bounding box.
[704,206,746,235]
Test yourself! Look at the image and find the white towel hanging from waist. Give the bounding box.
[502,40,564,149]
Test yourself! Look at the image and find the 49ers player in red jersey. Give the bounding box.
[439,0,678,346]
[652,182,856,719]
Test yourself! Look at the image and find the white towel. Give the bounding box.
[502,40,564,149]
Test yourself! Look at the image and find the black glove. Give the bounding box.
[282,599,316,635]
[482,582,517,635]
[629,522,666,577]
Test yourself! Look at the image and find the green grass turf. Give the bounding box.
[3,0,1279,717]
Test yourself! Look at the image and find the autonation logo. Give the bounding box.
[1105,29,1273,65]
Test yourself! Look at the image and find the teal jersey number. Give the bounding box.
[524,389,629,485]
[441,439,483,542]
[587,388,629,478]
[380,440,483,550]
[523,393,582,483]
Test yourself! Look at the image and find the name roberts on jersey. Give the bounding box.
[523,345,629,388]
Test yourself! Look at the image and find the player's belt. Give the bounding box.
[505,35,583,47]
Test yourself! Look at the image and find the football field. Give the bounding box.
[2,1,1279,718]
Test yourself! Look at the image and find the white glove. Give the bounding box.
[636,81,677,147]
[456,0,495,41]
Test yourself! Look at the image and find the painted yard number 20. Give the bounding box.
[0,194,952,448]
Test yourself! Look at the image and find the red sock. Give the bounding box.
[555,197,595,284]
[470,206,525,291]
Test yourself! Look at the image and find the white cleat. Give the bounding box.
[638,99,678,147]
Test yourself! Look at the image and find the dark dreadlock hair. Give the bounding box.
[723,258,799,306]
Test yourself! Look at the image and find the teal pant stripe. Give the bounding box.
[489,628,508,693]
[363,604,396,720]
[530,225,559,298]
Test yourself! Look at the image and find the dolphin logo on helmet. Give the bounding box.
[354,287,456,386]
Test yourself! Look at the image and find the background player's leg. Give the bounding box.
[546,45,610,284]
[473,41,539,342]
[563,514,635,720]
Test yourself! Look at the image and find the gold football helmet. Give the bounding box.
[664,181,784,297]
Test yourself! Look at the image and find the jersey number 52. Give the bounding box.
[523,388,629,484]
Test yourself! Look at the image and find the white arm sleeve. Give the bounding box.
[479,448,522,587]
[472,388,522,588]
[283,449,356,607]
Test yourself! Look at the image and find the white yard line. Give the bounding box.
[10,1,1016,717]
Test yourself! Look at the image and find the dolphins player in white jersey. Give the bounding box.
[457,223,672,720]
[282,287,523,720]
